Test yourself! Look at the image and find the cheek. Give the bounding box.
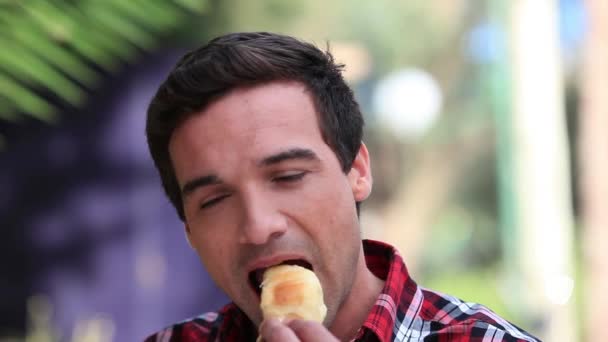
[291,175,359,241]
[188,225,236,288]
[306,172,353,205]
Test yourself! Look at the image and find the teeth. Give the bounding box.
[255,269,266,287]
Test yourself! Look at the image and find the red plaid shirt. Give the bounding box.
[144,240,539,341]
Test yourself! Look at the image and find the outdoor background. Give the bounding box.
[1,0,605,341]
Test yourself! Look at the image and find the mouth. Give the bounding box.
[248,259,313,297]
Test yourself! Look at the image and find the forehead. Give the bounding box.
[168,81,326,171]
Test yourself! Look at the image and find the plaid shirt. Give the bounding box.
[144,240,540,341]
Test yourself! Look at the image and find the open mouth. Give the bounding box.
[248,259,313,297]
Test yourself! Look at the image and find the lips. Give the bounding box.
[247,258,313,297]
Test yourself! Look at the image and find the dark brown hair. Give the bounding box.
[146,32,364,220]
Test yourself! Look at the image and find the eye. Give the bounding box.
[200,194,230,210]
[273,171,307,183]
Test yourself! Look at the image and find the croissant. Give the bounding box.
[260,264,327,323]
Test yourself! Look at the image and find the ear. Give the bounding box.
[184,223,195,249]
[348,142,373,202]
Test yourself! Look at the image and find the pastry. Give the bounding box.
[260,264,327,323]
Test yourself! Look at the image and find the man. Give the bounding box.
[144,32,539,341]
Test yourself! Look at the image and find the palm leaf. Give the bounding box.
[0,35,85,105]
[8,20,100,85]
[0,0,208,148]
[0,73,56,122]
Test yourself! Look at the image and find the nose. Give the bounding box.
[238,190,287,245]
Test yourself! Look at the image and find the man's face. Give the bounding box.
[169,81,372,326]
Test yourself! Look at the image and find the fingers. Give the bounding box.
[258,319,340,342]
[259,318,300,342]
[286,320,339,342]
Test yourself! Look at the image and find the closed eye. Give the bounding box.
[273,171,307,183]
[200,194,230,210]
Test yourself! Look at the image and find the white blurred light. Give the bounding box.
[71,314,116,342]
[372,68,443,138]
[544,274,574,305]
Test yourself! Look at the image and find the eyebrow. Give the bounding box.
[182,174,222,197]
[258,148,320,167]
[181,148,320,197]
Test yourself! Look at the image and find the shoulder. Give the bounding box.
[143,304,241,342]
[406,288,540,341]
[143,312,223,342]
[418,319,540,342]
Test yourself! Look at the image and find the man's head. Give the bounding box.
[145,32,373,328]
[147,32,364,220]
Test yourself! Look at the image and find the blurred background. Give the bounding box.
[0,0,605,341]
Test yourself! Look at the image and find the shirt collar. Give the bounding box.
[357,239,417,342]
[219,239,414,342]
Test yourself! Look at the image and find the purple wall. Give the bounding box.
[0,52,228,341]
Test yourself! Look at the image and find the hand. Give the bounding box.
[259,318,340,342]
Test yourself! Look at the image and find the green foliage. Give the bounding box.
[0,0,207,143]
[214,0,466,75]
[421,267,517,326]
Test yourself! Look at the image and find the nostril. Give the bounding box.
[239,220,287,245]
[269,229,286,239]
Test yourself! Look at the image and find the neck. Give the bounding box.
[329,245,385,341]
